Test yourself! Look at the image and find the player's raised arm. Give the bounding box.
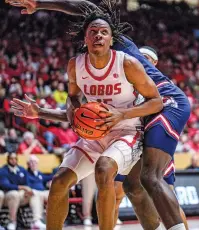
[121,54,163,119]
[5,0,98,15]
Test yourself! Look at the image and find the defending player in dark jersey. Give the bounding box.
[115,46,189,230]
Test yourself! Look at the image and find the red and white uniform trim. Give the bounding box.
[164,161,175,177]
[145,114,180,140]
[116,132,140,147]
[72,146,95,164]
[156,81,170,88]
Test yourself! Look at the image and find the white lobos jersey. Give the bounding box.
[75,49,143,131]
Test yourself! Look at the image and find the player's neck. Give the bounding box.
[88,50,112,69]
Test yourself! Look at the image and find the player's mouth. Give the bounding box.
[93,41,104,47]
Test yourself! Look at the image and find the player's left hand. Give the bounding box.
[95,103,124,130]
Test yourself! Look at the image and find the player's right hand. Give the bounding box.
[11,94,40,119]
[5,0,37,14]
[67,108,79,133]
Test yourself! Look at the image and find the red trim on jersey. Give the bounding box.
[145,114,180,140]
[156,81,170,88]
[72,146,94,163]
[85,50,116,81]
[117,131,140,147]
[164,161,175,176]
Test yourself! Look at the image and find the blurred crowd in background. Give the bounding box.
[0,0,199,229]
[0,1,199,156]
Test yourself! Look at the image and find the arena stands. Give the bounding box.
[0,0,199,229]
[0,1,198,159]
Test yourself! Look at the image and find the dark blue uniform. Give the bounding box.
[113,37,191,185]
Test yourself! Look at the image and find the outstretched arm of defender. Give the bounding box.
[5,0,98,15]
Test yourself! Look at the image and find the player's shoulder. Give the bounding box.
[68,57,76,65]
[67,57,77,75]
[114,49,134,62]
[114,49,127,56]
[68,57,77,71]
[123,53,141,69]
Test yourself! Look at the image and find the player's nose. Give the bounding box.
[95,32,102,39]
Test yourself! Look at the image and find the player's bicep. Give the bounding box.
[67,57,81,97]
[124,55,160,99]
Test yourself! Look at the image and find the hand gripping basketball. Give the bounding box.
[73,102,112,140]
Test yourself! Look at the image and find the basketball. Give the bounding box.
[73,102,110,140]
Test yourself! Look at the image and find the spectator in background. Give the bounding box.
[186,155,199,170]
[0,125,6,154]
[81,174,96,226]
[0,153,40,230]
[36,77,52,99]
[17,131,48,155]
[47,122,79,153]
[0,190,4,213]
[186,131,199,154]
[175,133,190,153]
[0,190,5,230]
[22,79,37,96]
[8,78,22,97]
[5,129,21,153]
[55,122,78,151]
[53,82,68,109]
[27,155,53,229]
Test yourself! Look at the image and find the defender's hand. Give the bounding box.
[95,103,124,130]
[5,0,37,14]
[11,94,40,119]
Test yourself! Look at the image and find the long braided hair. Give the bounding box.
[67,0,132,51]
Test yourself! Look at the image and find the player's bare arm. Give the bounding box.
[122,54,163,117]
[5,0,98,15]
[67,57,82,109]
[98,55,163,130]
[66,57,82,124]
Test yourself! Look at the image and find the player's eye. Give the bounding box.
[102,30,108,35]
[90,30,97,35]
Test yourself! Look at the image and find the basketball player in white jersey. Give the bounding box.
[11,12,163,230]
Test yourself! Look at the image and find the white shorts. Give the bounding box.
[60,129,143,182]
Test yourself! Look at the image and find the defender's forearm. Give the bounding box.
[120,98,163,119]
[38,108,68,122]
[36,0,98,15]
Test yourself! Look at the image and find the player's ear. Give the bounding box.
[154,60,158,66]
[110,37,113,46]
[84,37,88,47]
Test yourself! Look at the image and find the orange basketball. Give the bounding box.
[73,102,109,140]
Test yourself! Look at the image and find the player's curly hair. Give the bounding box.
[67,0,132,51]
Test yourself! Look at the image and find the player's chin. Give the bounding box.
[91,46,105,56]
